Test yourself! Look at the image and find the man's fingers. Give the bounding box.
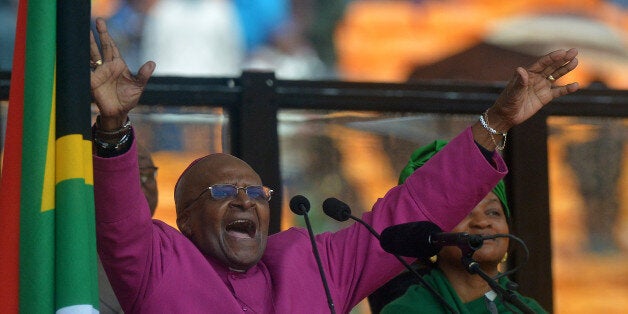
[548,57,579,82]
[136,61,156,86]
[561,82,580,95]
[89,31,102,63]
[563,48,579,61]
[95,18,115,61]
[552,82,580,99]
[528,48,578,78]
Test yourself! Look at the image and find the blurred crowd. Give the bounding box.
[0,0,351,79]
[90,0,350,79]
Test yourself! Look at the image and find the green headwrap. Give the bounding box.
[399,140,510,218]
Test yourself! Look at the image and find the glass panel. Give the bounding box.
[279,110,479,313]
[92,104,228,228]
[279,110,477,233]
[548,116,628,313]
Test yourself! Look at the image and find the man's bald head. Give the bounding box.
[174,153,260,216]
[173,153,271,271]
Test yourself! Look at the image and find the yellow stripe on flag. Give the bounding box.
[56,134,93,185]
[41,71,56,212]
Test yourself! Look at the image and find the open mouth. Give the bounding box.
[225,219,257,239]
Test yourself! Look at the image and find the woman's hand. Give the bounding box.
[90,17,155,131]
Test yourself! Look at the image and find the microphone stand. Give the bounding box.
[351,216,459,314]
[302,212,336,314]
[461,254,535,314]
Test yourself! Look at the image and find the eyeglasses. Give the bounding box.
[206,184,273,202]
[140,166,158,184]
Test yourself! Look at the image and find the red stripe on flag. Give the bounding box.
[0,0,28,312]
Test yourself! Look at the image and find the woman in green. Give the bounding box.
[378,140,547,314]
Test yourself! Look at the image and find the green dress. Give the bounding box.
[380,268,548,314]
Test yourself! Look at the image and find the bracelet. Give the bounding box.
[92,115,133,157]
[94,132,132,151]
[95,115,132,137]
[479,109,507,151]
[479,110,507,137]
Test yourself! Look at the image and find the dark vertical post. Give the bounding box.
[56,0,99,308]
[56,0,91,140]
[231,71,282,234]
[506,113,553,311]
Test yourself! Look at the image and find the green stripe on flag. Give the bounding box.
[19,0,57,311]
[54,178,97,309]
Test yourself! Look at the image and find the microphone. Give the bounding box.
[322,197,380,238]
[289,194,310,215]
[322,197,459,314]
[289,195,336,314]
[380,221,484,258]
[322,197,351,222]
[381,222,533,313]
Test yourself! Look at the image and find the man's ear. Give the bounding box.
[177,209,192,238]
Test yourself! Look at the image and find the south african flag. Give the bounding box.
[0,1,99,313]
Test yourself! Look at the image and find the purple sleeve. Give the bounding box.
[317,126,507,312]
[93,139,156,312]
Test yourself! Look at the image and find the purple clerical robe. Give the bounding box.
[94,127,506,313]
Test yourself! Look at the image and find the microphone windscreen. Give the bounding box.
[380,221,443,258]
[289,195,310,215]
[322,198,351,222]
